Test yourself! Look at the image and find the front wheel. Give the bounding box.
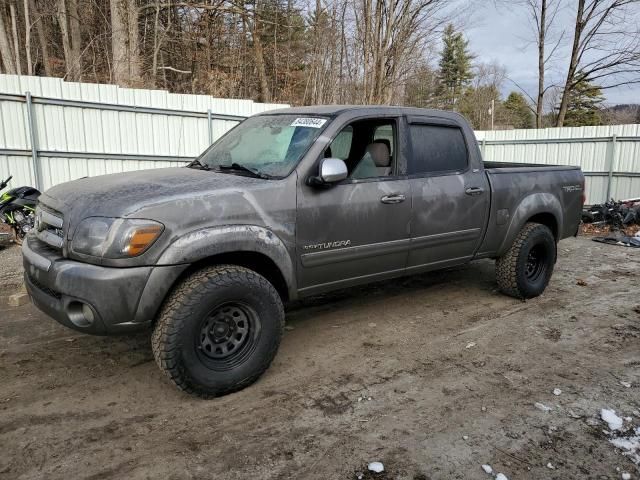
[152,265,284,398]
[495,222,556,299]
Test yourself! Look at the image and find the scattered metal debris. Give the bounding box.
[582,198,640,247]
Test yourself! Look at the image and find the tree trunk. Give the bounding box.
[23,0,32,75]
[56,0,73,78]
[31,0,52,75]
[110,0,140,86]
[67,0,81,79]
[556,0,584,127]
[536,0,546,129]
[252,4,270,102]
[9,2,20,74]
[111,0,128,84]
[0,6,17,73]
[127,0,140,83]
[151,0,160,84]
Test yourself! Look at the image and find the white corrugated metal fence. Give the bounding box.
[1,74,639,204]
[0,74,287,190]
[476,125,640,204]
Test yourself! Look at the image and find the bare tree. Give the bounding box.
[353,0,449,104]
[522,0,564,127]
[556,0,640,126]
[29,0,51,75]
[0,4,17,73]
[9,1,20,74]
[110,0,141,85]
[23,0,32,74]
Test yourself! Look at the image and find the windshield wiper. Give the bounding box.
[217,163,272,179]
[186,159,210,170]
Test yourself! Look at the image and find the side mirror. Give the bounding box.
[308,158,348,187]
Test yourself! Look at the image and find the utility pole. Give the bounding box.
[490,99,495,130]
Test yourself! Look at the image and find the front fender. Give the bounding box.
[157,225,296,297]
[496,193,563,257]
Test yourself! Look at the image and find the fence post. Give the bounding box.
[207,109,213,144]
[605,133,617,201]
[25,91,43,191]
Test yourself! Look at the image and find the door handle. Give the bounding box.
[465,187,485,196]
[380,194,406,204]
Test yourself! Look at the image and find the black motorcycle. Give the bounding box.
[0,175,41,246]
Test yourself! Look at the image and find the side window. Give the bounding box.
[408,125,468,175]
[326,126,353,160]
[373,124,394,157]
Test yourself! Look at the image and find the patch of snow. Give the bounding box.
[609,430,640,465]
[621,473,631,480]
[465,342,476,349]
[546,462,555,469]
[496,474,509,480]
[368,461,384,473]
[602,409,624,431]
[462,435,469,440]
[535,402,552,412]
[481,464,493,474]
[620,381,632,388]
[553,388,562,396]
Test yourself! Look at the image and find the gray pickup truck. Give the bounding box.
[23,106,584,397]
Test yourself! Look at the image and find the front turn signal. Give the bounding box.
[123,225,163,256]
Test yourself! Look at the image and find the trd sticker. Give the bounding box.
[562,185,582,192]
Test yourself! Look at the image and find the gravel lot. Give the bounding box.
[0,243,23,300]
[1,236,639,480]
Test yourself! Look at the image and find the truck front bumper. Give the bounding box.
[22,237,187,335]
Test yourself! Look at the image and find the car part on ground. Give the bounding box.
[582,198,640,247]
[592,230,640,248]
[582,198,640,229]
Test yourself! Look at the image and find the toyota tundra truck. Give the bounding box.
[22,106,584,397]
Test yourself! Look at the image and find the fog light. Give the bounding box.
[68,302,95,328]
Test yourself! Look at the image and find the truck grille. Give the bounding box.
[34,204,65,250]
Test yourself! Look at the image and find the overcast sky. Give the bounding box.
[462,1,640,106]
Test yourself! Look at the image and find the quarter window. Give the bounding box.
[409,125,468,174]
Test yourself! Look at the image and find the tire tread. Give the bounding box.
[151,265,284,398]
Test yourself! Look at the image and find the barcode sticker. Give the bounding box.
[290,117,327,128]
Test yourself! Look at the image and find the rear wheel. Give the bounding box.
[496,222,556,299]
[151,265,284,398]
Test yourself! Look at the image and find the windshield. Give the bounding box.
[198,114,330,178]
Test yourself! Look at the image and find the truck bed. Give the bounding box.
[475,161,584,259]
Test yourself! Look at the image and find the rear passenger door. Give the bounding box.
[406,117,490,272]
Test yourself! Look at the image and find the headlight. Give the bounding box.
[71,217,164,258]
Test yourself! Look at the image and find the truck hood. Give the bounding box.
[40,167,276,231]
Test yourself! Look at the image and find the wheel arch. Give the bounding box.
[496,193,563,257]
[156,225,297,301]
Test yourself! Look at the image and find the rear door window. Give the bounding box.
[408,125,468,175]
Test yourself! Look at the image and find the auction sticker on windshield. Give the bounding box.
[290,118,327,128]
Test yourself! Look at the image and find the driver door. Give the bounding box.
[295,117,411,295]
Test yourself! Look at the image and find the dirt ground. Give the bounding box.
[1,236,639,480]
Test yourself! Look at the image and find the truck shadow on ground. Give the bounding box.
[11,258,499,377]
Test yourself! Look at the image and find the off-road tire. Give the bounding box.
[151,265,284,398]
[496,222,556,299]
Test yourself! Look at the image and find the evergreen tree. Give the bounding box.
[436,24,473,109]
[562,77,605,127]
[503,92,534,129]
